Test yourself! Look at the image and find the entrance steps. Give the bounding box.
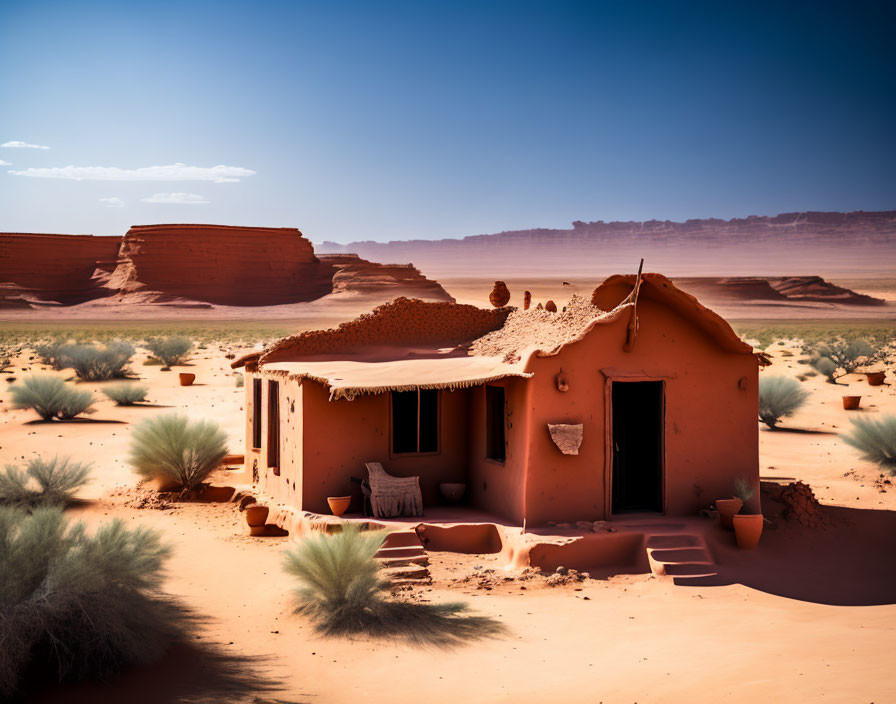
[645,533,719,586]
[376,530,431,586]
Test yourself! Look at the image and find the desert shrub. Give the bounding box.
[812,339,876,381]
[758,376,809,428]
[0,456,91,507]
[811,356,838,382]
[0,507,180,698]
[33,340,69,369]
[283,524,390,632]
[9,376,95,421]
[144,337,193,368]
[60,342,135,381]
[103,383,149,406]
[842,416,896,475]
[128,414,228,491]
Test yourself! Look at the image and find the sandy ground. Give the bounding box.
[2,340,895,703]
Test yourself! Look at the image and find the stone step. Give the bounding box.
[377,555,430,569]
[645,533,703,549]
[647,547,712,564]
[375,545,427,559]
[381,530,423,549]
[383,564,431,583]
[659,562,717,577]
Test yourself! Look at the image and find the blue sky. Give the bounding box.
[1,0,893,242]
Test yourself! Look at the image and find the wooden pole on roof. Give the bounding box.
[623,258,644,353]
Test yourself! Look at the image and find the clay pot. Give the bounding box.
[327,496,351,516]
[523,290,532,310]
[439,482,466,503]
[733,514,764,549]
[545,300,557,313]
[842,395,862,410]
[245,504,269,527]
[716,497,743,530]
[179,372,196,386]
[866,371,885,386]
[489,281,511,308]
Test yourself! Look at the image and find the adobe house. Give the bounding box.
[232,274,767,526]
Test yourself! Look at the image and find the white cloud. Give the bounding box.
[99,197,125,208]
[0,160,10,166]
[8,162,254,183]
[2,140,50,150]
[140,192,210,205]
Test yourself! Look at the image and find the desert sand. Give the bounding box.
[1,321,894,704]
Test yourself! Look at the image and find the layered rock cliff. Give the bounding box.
[0,226,453,309]
[0,233,121,305]
[103,224,336,305]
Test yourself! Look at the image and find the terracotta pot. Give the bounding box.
[842,395,862,410]
[245,504,269,527]
[179,372,196,386]
[327,496,351,516]
[716,497,743,530]
[866,371,885,386]
[439,482,466,503]
[733,514,764,549]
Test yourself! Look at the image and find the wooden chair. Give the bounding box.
[365,462,423,518]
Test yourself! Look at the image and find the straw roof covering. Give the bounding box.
[233,273,765,397]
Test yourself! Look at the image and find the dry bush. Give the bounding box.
[128,414,228,491]
[10,376,95,421]
[0,456,90,507]
[144,337,193,368]
[758,376,809,428]
[843,415,896,475]
[103,383,149,406]
[0,507,181,698]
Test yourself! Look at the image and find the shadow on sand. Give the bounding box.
[311,600,506,648]
[28,639,301,704]
[695,495,896,606]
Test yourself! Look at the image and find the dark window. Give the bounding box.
[391,389,439,454]
[485,385,506,461]
[267,380,280,471]
[252,378,263,449]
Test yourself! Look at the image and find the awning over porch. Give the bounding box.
[264,356,532,400]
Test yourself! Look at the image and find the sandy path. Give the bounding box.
[2,342,894,703]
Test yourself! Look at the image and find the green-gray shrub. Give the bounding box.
[128,414,228,491]
[811,356,838,382]
[0,456,91,507]
[33,340,69,369]
[283,524,389,632]
[103,383,149,406]
[758,376,809,428]
[0,507,179,697]
[144,337,193,368]
[61,342,135,381]
[842,415,896,475]
[9,376,95,421]
[813,338,876,380]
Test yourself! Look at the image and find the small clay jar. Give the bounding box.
[866,371,886,386]
[327,496,351,516]
[489,281,511,308]
[523,290,532,310]
[245,504,269,527]
[842,395,861,410]
[179,372,196,386]
[545,300,557,313]
[733,514,763,549]
[716,497,743,530]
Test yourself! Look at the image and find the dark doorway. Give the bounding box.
[611,380,663,513]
